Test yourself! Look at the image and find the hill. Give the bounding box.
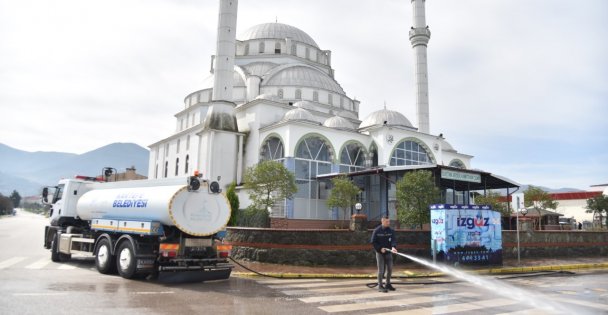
[0,143,149,196]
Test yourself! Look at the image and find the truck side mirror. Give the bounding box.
[42,187,48,203]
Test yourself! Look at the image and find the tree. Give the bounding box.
[474,191,510,217]
[396,170,441,229]
[226,182,240,226]
[524,185,558,230]
[9,190,21,208]
[243,160,297,212]
[0,193,14,215]
[326,176,360,228]
[586,194,608,229]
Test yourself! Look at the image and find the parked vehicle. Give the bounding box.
[42,173,233,280]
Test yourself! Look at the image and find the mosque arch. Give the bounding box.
[338,140,367,173]
[185,155,190,174]
[294,133,335,207]
[260,133,285,161]
[389,137,436,166]
[293,133,335,162]
[448,159,466,169]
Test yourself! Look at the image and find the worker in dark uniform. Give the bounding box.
[371,215,398,293]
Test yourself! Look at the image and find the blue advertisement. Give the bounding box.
[430,204,502,265]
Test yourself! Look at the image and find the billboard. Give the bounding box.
[430,204,502,265]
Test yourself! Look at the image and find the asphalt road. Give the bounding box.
[1,210,607,315]
[0,210,325,315]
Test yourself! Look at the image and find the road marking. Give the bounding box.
[496,310,555,315]
[299,286,454,303]
[369,298,519,315]
[268,279,371,289]
[551,296,608,311]
[57,264,77,270]
[257,279,328,285]
[25,258,51,269]
[13,292,69,296]
[0,257,27,269]
[130,291,175,295]
[319,292,480,313]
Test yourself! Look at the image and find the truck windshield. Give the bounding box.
[53,184,64,203]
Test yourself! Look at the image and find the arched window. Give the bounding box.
[328,93,333,105]
[175,158,179,176]
[278,89,284,99]
[449,159,466,169]
[294,136,333,205]
[291,44,297,55]
[260,136,284,161]
[185,155,189,174]
[340,142,366,173]
[176,139,180,153]
[186,135,190,150]
[390,139,433,166]
[164,161,168,178]
[154,164,158,179]
[305,47,310,59]
[274,42,281,54]
[244,43,249,55]
[259,41,265,53]
[295,89,302,100]
[313,91,319,102]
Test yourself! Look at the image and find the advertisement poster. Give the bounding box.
[430,204,502,265]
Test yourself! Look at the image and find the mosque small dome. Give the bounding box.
[238,23,319,48]
[283,107,315,122]
[293,100,316,111]
[359,108,414,129]
[323,116,355,130]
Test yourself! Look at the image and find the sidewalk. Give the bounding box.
[231,256,608,278]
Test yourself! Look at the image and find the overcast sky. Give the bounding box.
[1,0,606,190]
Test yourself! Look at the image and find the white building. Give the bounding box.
[148,0,518,226]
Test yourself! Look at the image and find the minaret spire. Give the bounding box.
[409,0,431,134]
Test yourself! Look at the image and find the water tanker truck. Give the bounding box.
[42,173,233,280]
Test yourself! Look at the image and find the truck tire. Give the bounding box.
[51,233,60,262]
[116,240,137,279]
[51,233,71,262]
[95,238,116,274]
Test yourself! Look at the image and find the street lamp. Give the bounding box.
[519,208,528,217]
[355,202,362,214]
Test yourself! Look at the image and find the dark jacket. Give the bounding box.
[371,225,397,253]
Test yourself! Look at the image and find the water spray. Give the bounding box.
[386,249,587,314]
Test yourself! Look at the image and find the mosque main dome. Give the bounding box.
[237,23,319,48]
[359,109,414,129]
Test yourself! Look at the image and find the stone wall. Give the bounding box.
[226,227,608,266]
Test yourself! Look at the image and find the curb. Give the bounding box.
[233,262,608,279]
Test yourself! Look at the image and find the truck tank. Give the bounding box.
[76,184,231,236]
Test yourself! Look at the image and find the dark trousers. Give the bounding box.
[375,251,393,286]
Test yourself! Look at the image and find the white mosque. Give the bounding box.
[148,0,517,227]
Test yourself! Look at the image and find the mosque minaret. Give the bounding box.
[409,0,431,134]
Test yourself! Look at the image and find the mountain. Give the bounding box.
[0,143,149,197]
[518,185,584,194]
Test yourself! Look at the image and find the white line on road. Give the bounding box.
[130,291,175,295]
[0,257,27,269]
[13,292,69,296]
[25,257,51,269]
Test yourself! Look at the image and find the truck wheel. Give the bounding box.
[51,233,60,262]
[95,239,116,274]
[51,233,71,262]
[116,241,137,279]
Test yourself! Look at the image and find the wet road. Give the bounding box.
[0,210,325,315]
[1,210,607,314]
